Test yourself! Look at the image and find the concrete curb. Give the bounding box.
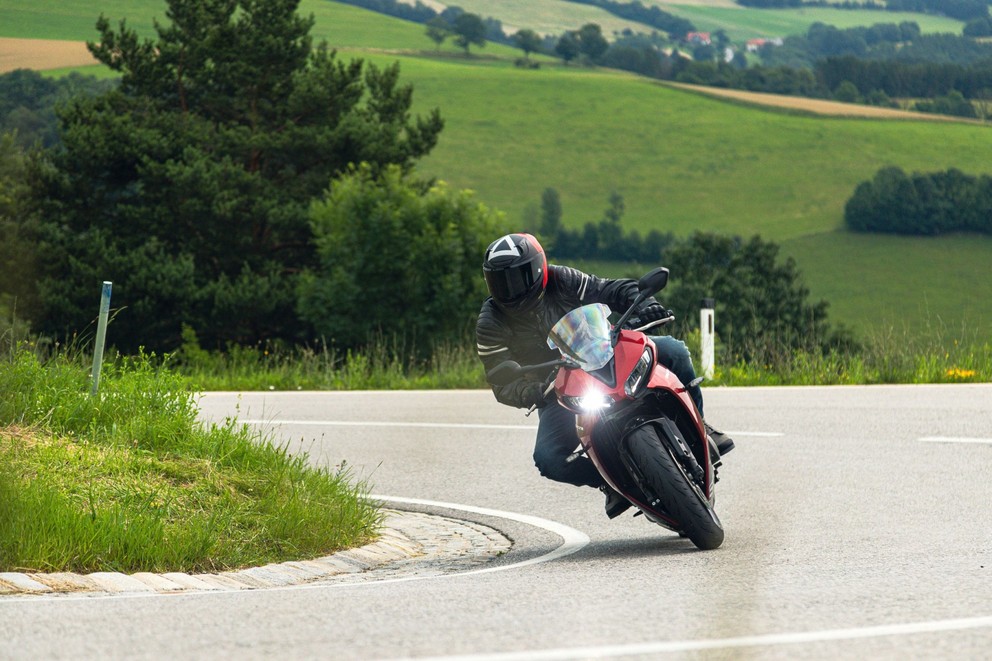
[0,509,511,597]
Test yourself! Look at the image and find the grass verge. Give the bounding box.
[0,346,383,574]
[170,324,990,392]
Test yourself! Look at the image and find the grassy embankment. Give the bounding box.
[0,344,382,573]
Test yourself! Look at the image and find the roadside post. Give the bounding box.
[90,281,113,396]
[700,297,715,380]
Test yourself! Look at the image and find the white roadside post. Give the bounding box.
[90,281,113,396]
[700,297,715,380]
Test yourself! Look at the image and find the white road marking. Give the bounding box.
[241,419,538,431]
[0,497,589,602]
[919,436,992,445]
[368,495,590,578]
[241,419,784,437]
[403,614,992,660]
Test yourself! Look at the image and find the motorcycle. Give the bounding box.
[487,268,724,550]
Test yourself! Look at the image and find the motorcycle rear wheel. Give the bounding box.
[625,424,724,550]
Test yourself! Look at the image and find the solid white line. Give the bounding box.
[369,495,590,578]
[241,419,538,431]
[919,436,992,445]
[0,497,589,602]
[241,420,784,437]
[403,615,992,661]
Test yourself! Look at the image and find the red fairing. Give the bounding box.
[647,361,698,417]
[556,331,649,403]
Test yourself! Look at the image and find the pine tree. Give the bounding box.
[31,0,443,351]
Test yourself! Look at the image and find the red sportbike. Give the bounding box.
[488,268,724,550]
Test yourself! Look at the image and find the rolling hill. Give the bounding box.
[3,0,990,338]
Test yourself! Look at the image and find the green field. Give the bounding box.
[438,0,963,41]
[7,0,992,339]
[657,4,963,41]
[382,56,992,336]
[0,0,517,56]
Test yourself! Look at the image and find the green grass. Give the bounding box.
[174,327,486,391]
[781,231,992,339]
[170,325,992,389]
[434,0,651,37]
[689,328,992,385]
[0,346,383,573]
[0,0,521,57]
[385,57,992,241]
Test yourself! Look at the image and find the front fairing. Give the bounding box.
[547,304,652,417]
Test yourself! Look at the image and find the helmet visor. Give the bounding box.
[485,259,542,306]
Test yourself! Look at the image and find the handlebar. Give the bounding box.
[623,315,675,333]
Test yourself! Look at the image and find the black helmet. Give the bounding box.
[483,233,548,312]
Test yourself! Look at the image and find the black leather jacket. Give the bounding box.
[476,264,656,409]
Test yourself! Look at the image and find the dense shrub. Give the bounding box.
[845,166,992,235]
[298,165,510,356]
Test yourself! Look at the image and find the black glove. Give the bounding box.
[530,370,558,409]
[638,303,672,322]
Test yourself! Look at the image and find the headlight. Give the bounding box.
[624,347,653,397]
[563,392,614,411]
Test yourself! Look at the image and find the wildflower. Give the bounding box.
[945,368,976,379]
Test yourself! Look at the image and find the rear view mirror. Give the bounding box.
[638,268,669,297]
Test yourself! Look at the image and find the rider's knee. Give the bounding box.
[533,449,567,482]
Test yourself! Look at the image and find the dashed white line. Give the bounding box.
[919,436,992,445]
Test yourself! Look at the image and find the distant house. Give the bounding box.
[746,38,767,52]
[686,32,711,46]
[746,37,783,52]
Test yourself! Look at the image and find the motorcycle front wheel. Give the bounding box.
[625,424,724,550]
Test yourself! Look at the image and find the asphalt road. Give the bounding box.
[2,384,991,660]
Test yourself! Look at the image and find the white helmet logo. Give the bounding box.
[488,235,521,259]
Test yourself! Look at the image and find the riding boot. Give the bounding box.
[704,422,735,457]
[600,484,631,519]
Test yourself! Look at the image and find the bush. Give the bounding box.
[297,165,511,357]
[661,232,844,362]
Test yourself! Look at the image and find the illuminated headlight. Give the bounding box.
[624,348,653,397]
[563,392,614,411]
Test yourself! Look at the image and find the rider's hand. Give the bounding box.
[531,371,557,408]
[638,303,672,322]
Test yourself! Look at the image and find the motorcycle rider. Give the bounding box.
[476,232,734,518]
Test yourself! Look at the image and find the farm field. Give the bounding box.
[0,0,515,55]
[431,0,963,41]
[4,0,991,338]
[653,4,962,41]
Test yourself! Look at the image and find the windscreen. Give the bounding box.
[547,304,614,371]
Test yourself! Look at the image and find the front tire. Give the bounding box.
[625,424,724,550]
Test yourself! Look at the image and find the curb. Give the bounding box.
[0,509,511,597]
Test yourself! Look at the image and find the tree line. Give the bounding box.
[845,167,992,236]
